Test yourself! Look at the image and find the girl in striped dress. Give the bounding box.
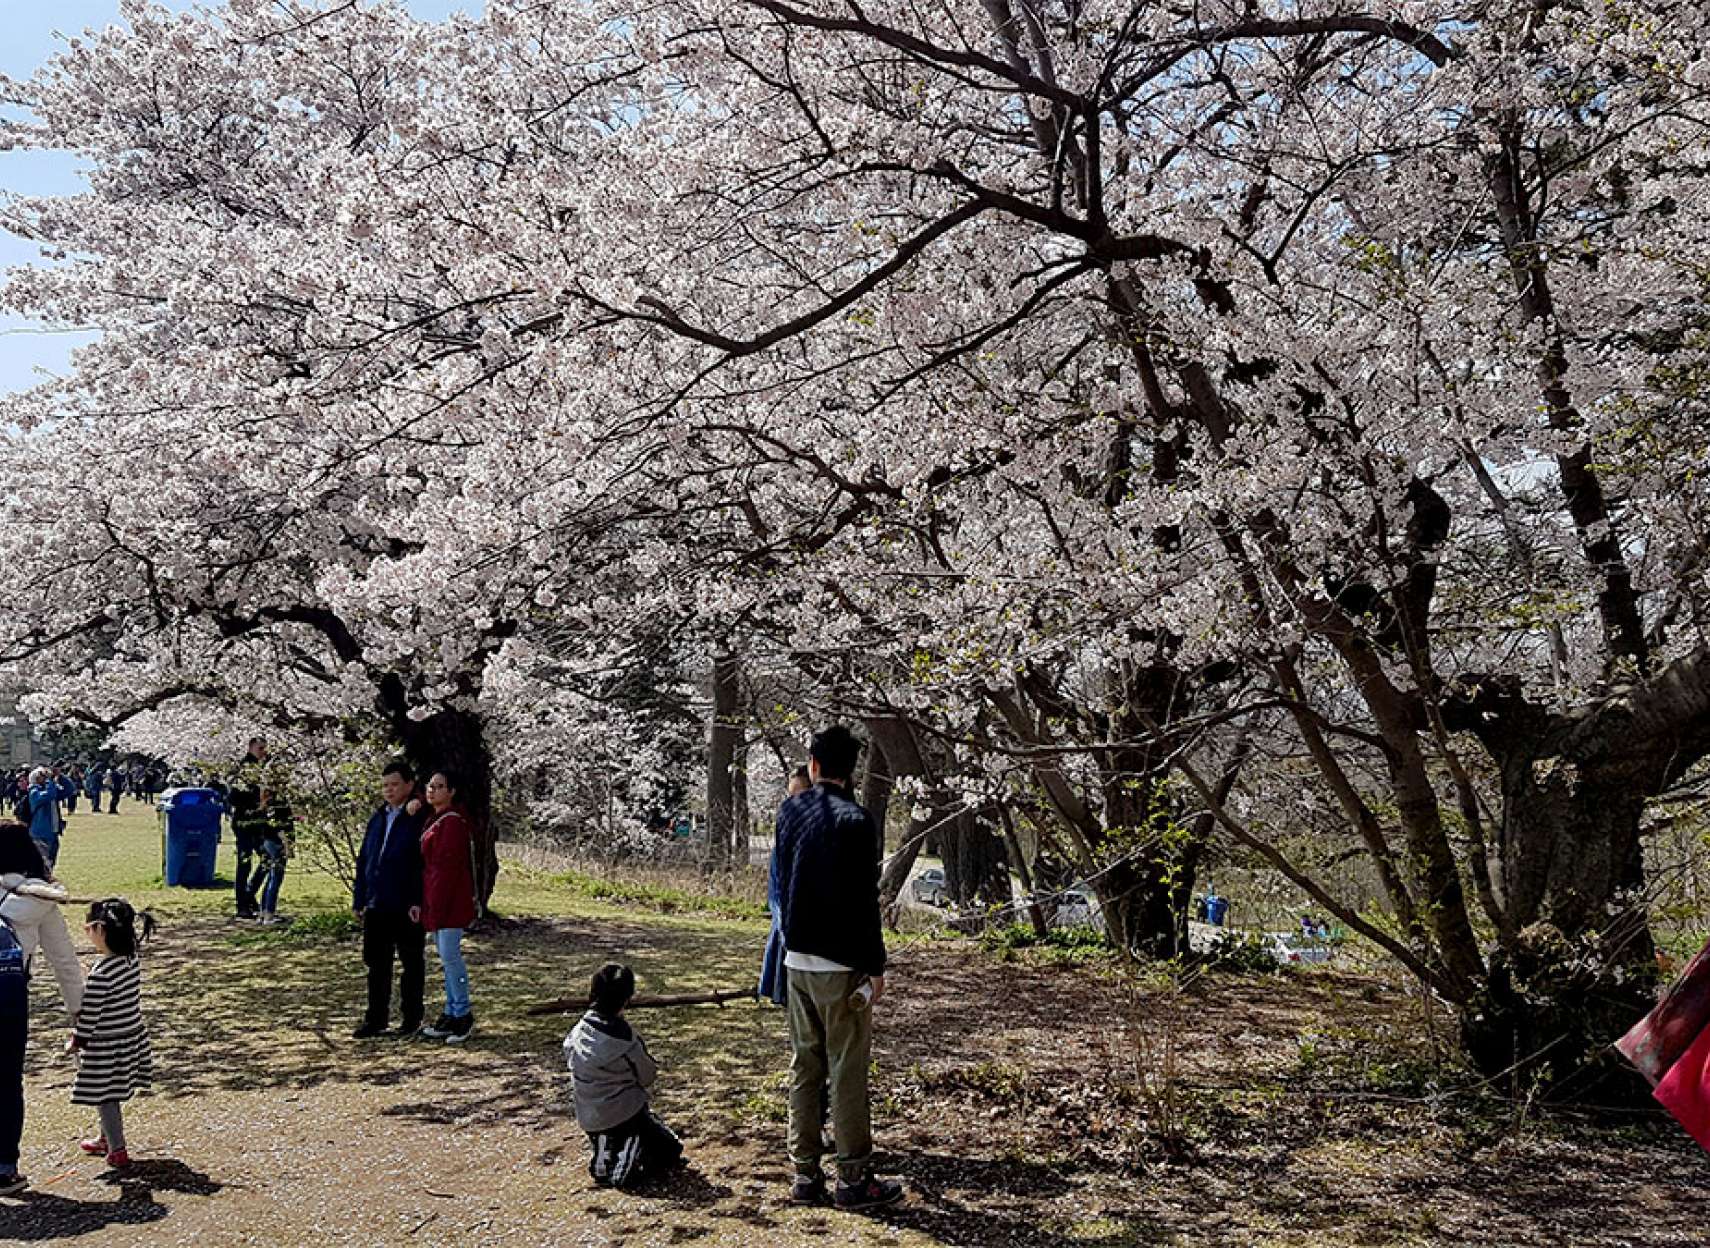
[70,899,155,1168]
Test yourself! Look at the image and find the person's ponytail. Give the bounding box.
[86,898,158,958]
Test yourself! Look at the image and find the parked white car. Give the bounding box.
[1045,885,1106,933]
[910,867,948,906]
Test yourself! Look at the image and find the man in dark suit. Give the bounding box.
[351,759,426,1039]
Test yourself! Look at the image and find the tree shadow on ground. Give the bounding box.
[563,1140,1141,1248]
[26,912,773,1114]
[35,832,1707,1246]
[1167,1053,1710,1248]
[1261,1116,1704,1247]
[368,912,781,1135]
[836,1149,1162,1248]
[17,907,799,1195]
[0,1159,220,1240]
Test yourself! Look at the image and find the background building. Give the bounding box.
[0,691,44,768]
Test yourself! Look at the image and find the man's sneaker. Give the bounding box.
[394,1020,424,1038]
[351,1020,387,1039]
[788,1174,829,1205]
[418,1014,455,1039]
[445,1013,475,1044]
[256,912,280,926]
[79,1137,109,1156]
[834,1176,904,1210]
[106,1149,131,1169]
[0,1172,28,1196]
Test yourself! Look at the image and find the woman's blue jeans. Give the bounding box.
[257,837,287,914]
[434,927,471,1018]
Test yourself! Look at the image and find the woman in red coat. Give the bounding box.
[417,771,477,1043]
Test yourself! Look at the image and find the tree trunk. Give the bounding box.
[877,813,929,913]
[938,807,1010,908]
[1093,729,1202,959]
[395,706,499,915]
[1452,677,1697,1085]
[706,647,742,870]
[867,717,934,909]
[998,805,1049,938]
[1499,766,1651,949]
[1465,750,1657,1086]
[860,735,893,854]
[732,721,750,868]
[1089,845,1200,960]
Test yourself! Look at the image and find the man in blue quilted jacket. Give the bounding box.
[771,725,903,1211]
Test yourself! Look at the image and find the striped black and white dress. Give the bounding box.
[71,954,153,1105]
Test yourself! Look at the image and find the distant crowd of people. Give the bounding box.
[1,759,168,826]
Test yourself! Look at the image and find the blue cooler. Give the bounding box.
[160,788,224,887]
[1205,894,1229,927]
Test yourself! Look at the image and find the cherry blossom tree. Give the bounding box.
[481,0,1708,1069]
[4,0,1710,1077]
[0,0,649,903]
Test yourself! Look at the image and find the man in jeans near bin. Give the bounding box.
[772,725,903,1210]
[351,760,426,1039]
[227,737,272,919]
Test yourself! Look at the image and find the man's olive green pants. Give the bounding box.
[786,968,872,1184]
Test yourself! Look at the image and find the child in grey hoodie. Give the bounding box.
[563,962,683,1188]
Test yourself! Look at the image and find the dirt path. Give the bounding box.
[7,875,1709,1245]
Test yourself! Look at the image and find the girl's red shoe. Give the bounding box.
[105,1150,131,1168]
[78,1138,108,1156]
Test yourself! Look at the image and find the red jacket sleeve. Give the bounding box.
[421,810,478,931]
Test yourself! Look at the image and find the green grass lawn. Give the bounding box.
[53,802,350,915]
[52,804,713,925]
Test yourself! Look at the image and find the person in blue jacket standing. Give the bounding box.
[350,760,426,1039]
[26,769,63,870]
[0,911,27,1196]
[759,766,813,1006]
[771,726,902,1211]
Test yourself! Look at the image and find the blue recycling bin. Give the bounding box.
[159,788,224,887]
[1205,894,1229,927]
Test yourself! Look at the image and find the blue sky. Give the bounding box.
[0,0,482,395]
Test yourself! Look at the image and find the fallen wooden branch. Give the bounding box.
[3,884,97,906]
[526,987,756,1016]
